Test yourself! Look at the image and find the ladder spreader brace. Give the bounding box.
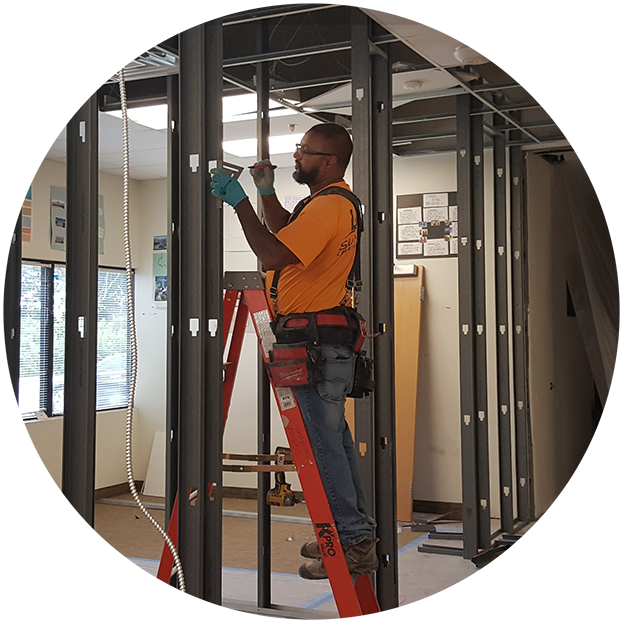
[157,271,380,617]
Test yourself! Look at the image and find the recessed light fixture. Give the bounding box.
[453,45,489,66]
[223,132,305,158]
[108,103,169,130]
[106,94,301,130]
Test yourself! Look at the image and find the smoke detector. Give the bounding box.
[453,45,489,66]
[403,80,423,91]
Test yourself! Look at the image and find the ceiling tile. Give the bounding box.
[131,165,168,180]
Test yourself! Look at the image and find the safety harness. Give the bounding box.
[269,185,364,313]
[265,185,374,398]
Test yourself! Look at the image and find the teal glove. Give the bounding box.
[249,159,276,196]
[210,168,248,208]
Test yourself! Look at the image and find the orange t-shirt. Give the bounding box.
[265,181,358,315]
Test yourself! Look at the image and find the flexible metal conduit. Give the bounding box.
[118,68,186,593]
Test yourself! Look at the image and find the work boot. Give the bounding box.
[298,536,379,580]
[300,540,321,559]
[343,536,379,576]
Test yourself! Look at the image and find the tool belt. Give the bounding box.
[265,306,374,397]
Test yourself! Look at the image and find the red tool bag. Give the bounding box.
[265,342,324,387]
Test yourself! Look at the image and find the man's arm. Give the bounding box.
[259,193,290,233]
[234,198,299,270]
[249,160,291,233]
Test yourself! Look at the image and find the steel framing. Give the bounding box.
[350,6,376,541]
[351,9,399,610]
[255,19,272,609]
[0,210,22,608]
[175,20,224,602]
[456,93,491,557]
[509,144,534,522]
[493,115,515,533]
[165,74,180,530]
[61,94,99,526]
[49,4,543,613]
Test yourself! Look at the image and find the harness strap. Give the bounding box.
[270,185,364,313]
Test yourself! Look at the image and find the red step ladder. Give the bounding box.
[157,272,380,617]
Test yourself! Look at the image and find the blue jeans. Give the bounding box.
[293,344,376,547]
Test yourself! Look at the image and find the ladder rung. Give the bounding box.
[223,452,292,463]
[222,464,297,473]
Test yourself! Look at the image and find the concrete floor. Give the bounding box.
[96,492,480,618]
[92,497,625,620]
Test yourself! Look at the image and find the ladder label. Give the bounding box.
[276,387,296,412]
[315,522,338,558]
[253,309,275,358]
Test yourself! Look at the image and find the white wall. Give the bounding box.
[24,148,596,519]
[393,151,499,510]
[526,153,596,516]
[22,150,492,503]
[22,159,145,608]
[22,156,142,490]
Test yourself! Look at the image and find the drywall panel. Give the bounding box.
[526,153,596,516]
[394,151,499,514]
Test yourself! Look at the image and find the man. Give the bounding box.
[210,123,377,580]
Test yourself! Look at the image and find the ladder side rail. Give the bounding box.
[223,291,249,425]
[157,493,179,583]
[244,288,376,617]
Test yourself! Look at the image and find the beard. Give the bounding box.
[292,162,320,186]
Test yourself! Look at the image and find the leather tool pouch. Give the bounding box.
[265,342,324,387]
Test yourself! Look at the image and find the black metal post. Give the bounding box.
[456,94,477,557]
[370,42,399,608]
[62,94,99,526]
[166,73,180,528]
[350,5,376,535]
[470,107,491,550]
[0,210,22,608]
[351,9,398,610]
[256,18,272,610]
[177,20,224,602]
[509,144,533,522]
[493,116,514,533]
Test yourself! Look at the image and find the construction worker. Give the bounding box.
[210,123,377,580]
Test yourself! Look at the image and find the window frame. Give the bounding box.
[19,258,134,420]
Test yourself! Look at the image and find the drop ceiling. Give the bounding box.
[44,4,567,181]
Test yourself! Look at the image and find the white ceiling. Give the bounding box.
[360,4,625,67]
[42,5,625,180]
[45,107,323,181]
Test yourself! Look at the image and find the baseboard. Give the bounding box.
[95,482,144,499]
[96,483,308,502]
[222,486,259,500]
[413,499,462,518]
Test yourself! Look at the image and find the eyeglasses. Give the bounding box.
[295,143,334,157]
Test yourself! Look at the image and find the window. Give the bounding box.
[18,261,131,416]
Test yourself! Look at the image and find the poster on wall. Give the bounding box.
[22,186,32,246]
[50,186,66,251]
[50,186,105,253]
[153,236,167,306]
[396,191,458,259]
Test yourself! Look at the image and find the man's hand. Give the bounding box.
[249,160,276,196]
[210,169,248,208]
